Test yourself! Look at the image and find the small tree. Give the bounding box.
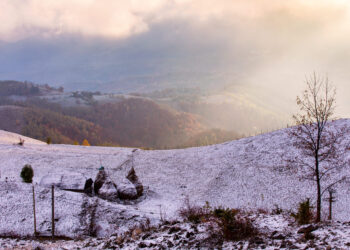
[20,164,34,183]
[287,73,349,222]
[46,137,52,145]
[82,139,90,146]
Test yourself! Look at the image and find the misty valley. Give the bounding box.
[0,80,282,149]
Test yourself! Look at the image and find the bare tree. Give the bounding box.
[288,73,349,222]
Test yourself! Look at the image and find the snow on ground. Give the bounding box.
[0,119,350,239]
[2,214,350,249]
[0,130,44,145]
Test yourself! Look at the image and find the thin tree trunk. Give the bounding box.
[316,178,321,222]
[315,156,321,222]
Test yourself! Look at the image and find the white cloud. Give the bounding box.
[0,0,164,41]
[0,0,349,41]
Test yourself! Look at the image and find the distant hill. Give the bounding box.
[62,98,204,148]
[0,128,45,145]
[22,107,103,145]
[0,105,103,145]
[0,80,40,96]
[0,105,24,134]
[132,87,288,135]
[0,92,211,148]
[0,80,64,97]
[0,80,242,148]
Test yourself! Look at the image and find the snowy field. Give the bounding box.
[1,119,350,238]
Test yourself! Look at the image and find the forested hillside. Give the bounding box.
[0,80,63,96]
[0,80,40,96]
[62,98,204,148]
[0,81,241,148]
[0,105,103,145]
[22,107,103,145]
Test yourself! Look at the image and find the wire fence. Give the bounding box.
[0,180,173,239]
[0,164,195,240]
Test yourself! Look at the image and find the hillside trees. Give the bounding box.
[22,107,103,145]
[0,81,40,96]
[63,98,203,148]
[0,83,240,148]
[288,73,349,222]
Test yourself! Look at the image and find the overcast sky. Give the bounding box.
[1,0,350,116]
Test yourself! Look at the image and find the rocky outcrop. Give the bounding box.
[126,167,143,197]
[98,181,118,202]
[84,178,94,195]
[39,167,144,202]
[117,179,138,200]
[94,170,107,194]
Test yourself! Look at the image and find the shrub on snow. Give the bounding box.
[212,207,257,241]
[179,199,258,241]
[179,198,210,224]
[292,199,313,225]
[20,164,34,183]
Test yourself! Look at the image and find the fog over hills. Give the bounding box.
[2,0,350,122]
[0,80,284,143]
[0,30,244,93]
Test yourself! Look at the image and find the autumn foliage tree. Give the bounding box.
[82,139,91,146]
[288,73,349,222]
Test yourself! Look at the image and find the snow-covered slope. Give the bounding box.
[0,120,350,238]
[0,130,45,145]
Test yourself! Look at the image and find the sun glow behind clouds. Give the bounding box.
[0,0,350,42]
[1,0,350,117]
[0,0,164,41]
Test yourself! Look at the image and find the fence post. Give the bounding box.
[51,185,55,240]
[329,191,332,220]
[32,185,37,236]
[158,204,164,222]
[328,190,335,220]
[325,189,336,221]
